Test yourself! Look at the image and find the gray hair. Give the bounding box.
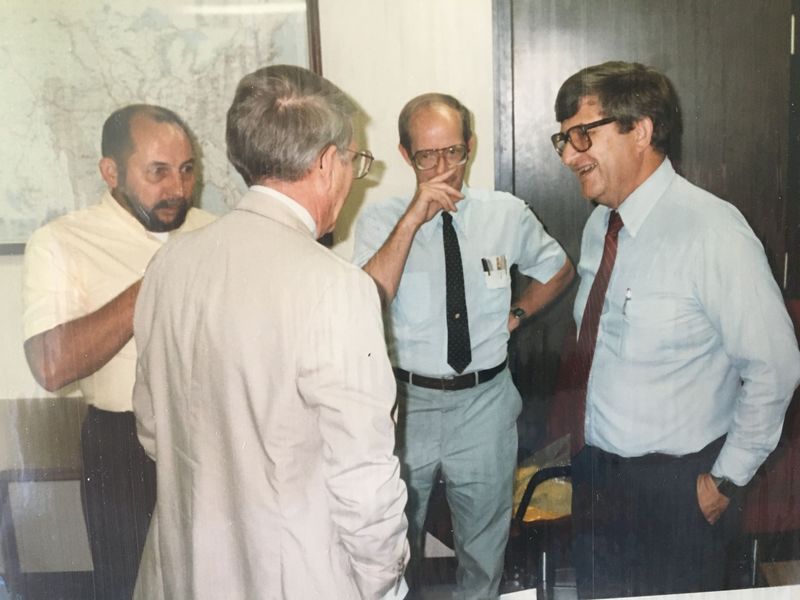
[226,64,357,185]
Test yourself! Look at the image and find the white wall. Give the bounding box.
[1,255,54,401]
[0,0,496,575]
[319,0,495,260]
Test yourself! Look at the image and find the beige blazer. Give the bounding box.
[133,190,409,600]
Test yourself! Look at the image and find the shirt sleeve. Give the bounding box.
[297,267,409,597]
[701,208,800,485]
[351,202,395,267]
[22,225,83,340]
[511,196,568,283]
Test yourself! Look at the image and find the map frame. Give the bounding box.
[0,0,321,255]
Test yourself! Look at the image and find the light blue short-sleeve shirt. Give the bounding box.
[353,186,567,376]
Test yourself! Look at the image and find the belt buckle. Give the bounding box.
[440,374,457,391]
[444,371,478,390]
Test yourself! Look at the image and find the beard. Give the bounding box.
[115,185,190,233]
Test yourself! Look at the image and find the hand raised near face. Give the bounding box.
[403,167,465,227]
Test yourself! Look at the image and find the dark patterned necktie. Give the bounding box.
[573,210,624,449]
[442,212,472,373]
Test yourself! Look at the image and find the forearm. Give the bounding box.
[362,173,464,306]
[514,258,575,316]
[712,409,790,486]
[711,337,800,485]
[701,224,800,484]
[24,280,141,391]
[362,215,421,307]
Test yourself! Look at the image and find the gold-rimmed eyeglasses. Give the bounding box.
[551,117,617,156]
[346,149,374,179]
[411,144,469,171]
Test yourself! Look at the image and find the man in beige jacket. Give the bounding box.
[132,65,409,599]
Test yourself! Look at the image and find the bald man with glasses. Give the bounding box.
[353,92,574,600]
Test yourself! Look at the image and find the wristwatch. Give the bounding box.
[711,474,743,499]
[510,306,526,320]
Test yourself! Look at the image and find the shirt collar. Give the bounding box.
[250,184,317,238]
[616,158,675,237]
[101,189,205,242]
[417,184,471,242]
[100,190,165,242]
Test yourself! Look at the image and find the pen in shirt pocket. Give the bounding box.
[623,288,632,315]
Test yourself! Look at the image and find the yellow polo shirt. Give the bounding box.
[23,191,216,411]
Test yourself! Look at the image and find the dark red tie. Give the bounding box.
[572,210,624,450]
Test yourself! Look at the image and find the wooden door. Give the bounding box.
[493,0,797,449]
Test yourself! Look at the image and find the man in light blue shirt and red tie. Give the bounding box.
[353,93,574,599]
[553,61,800,598]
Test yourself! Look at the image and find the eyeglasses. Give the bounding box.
[346,149,374,179]
[411,144,469,171]
[551,117,617,156]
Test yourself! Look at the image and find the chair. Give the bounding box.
[507,322,580,599]
[509,451,571,599]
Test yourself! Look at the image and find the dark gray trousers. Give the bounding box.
[572,437,742,599]
[81,406,156,600]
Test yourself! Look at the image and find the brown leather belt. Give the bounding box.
[393,358,507,391]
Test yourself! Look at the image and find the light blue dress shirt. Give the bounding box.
[576,159,800,485]
[353,186,567,376]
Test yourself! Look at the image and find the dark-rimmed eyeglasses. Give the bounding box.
[551,117,617,156]
[346,149,374,179]
[411,144,468,171]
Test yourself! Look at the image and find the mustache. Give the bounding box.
[152,197,189,210]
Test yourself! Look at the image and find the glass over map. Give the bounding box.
[0,0,309,245]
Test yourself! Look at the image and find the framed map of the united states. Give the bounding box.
[0,0,320,252]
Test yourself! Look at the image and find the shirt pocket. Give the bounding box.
[396,271,432,325]
[467,252,507,315]
[481,255,510,290]
[619,296,684,362]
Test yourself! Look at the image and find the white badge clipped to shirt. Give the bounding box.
[481,255,509,289]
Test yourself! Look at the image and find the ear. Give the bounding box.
[466,135,476,154]
[317,144,340,189]
[633,117,654,151]
[398,143,414,167]
[99,157,119,188]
